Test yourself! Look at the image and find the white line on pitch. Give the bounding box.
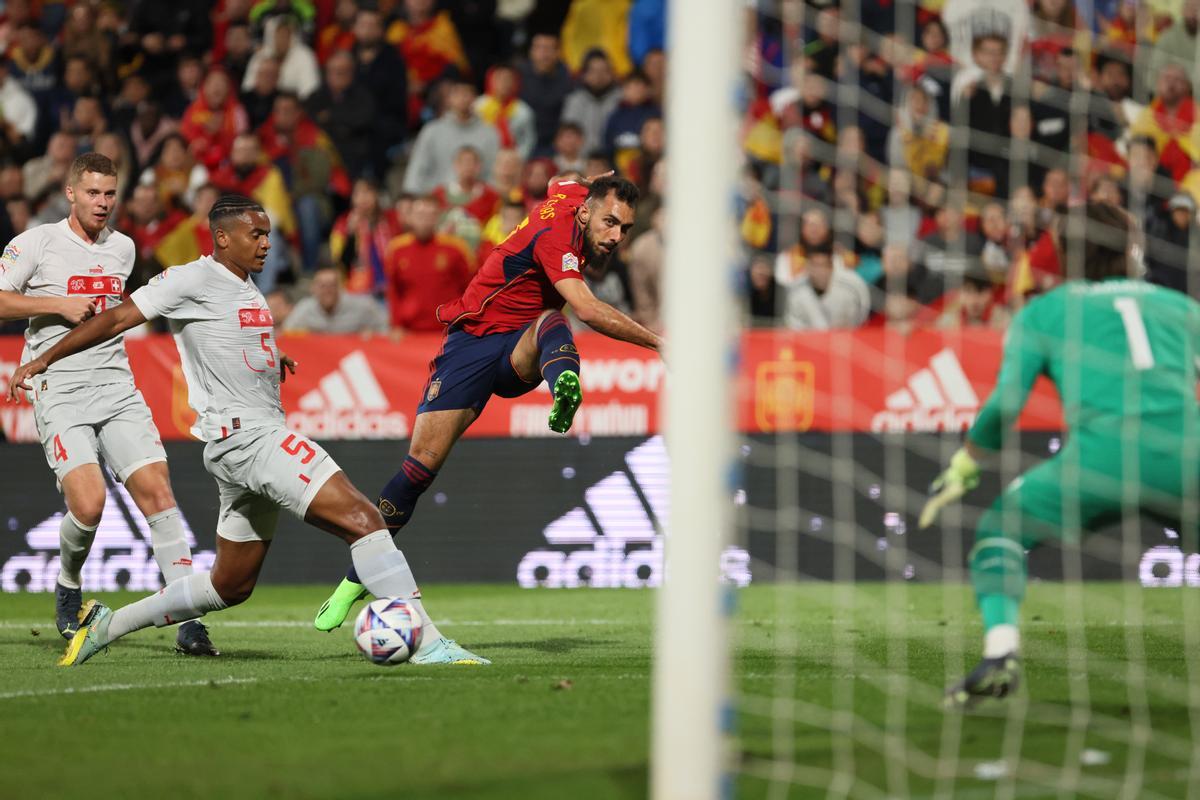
[0,618,632,629]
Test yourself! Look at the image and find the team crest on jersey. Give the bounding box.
[561,253,579,273]
[426,379,442,402]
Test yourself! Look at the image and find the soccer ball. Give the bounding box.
[353,598,423,665]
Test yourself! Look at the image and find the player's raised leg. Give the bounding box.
[123,461,218,656]
[512,309,582,434]
[55,464,105,638]
[306,470,489,664]
[315,408,476,632]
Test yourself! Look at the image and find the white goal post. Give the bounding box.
[651,1,744,798]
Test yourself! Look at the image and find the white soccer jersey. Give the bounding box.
[130,256,284,441]
[0,219,136,389]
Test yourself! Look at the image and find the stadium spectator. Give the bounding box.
[490,146,524,202]
[1088,49,1134,146]
[1039,167,1071,213]
[776,208,842,287]
[957,29,1015,197]
[385,195,473,334]
[316,0,357,63]
[782,238,871,330]
[221,22,257,88]
[331,177,405,296]
[518,157,556,211]
[561,49,622,156]
[243,14,321,101]
[95,131,133,201]
[125,0,214,96]
[305,49,376,182]
[805,7,842,80]
[0,60,38,161]
[284,266,389,334]
[180,70,249,171]
[9,22,59,108]
[887,84,948,184]
[628,0,666,67]
[915,203,984,277]
[605,71,660,173]
[1129,63,1200,184]
[163,54,205,120]
[388,0,471,100]
[642,48,666,107]
[433,145,500,252]
[140,133,207,213]
[747,252,778,324]
[63,96,106,154]
[209,132,296,291]
[474,64,537,159]
[943,0,1030,81]
[351,6,408,179]
[844,37,895,162]
[404,79,499,195]
[937,261,1010,329]
[552,122,587,176]
[1125,136,1176,227]
[152,182,220,268]
[266,287,295,332]
[241,55,283,130]
[478,197,526,264]
[1150,0,1200,76]
[978,201,1013,279]
[61,4,114,91]
[882,168,922,247]
[1144,193,1198,293]
[259,92,350,272]
[22,130,75,201]
[120,182,186,287]
[561,0,633,78]
[7,195,31,234]
[128,102,177,175]
[627,204,664,332]
[518,32,573,156]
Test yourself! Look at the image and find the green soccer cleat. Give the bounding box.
[548,370,582,434]
[410,637,491,665]
[945,653,1021,709]
[314,578,369,632]
[58,600,112,667]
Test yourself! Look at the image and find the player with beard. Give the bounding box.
[313,175,664,646]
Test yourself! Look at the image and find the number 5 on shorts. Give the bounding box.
[280,433,316,464]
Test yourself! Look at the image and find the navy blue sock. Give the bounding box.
[345,455,436,583]
[537,311,580,388]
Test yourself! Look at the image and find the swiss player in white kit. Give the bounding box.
[0,153,217,655]
[11,195,488,666]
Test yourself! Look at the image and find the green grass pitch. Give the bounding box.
[1,583,1195,799]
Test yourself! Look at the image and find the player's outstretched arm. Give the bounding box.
[7,301,146,399]
[0,290,95,324]
[555,277,663,353]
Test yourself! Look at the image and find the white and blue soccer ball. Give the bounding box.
[354,598,423,665]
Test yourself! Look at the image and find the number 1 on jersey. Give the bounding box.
[1113,297,1155,370]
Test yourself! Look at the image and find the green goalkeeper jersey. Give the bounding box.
[969,278,1200,452]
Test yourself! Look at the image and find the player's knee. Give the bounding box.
[68,491,105,528]
[345,498,387,538]
[211,575,255,607]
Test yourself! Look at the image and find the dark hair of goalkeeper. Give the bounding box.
[1060,201,1136,283]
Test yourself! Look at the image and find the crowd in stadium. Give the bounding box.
[0,0,1193,337]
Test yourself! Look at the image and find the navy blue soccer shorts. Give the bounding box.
[417,325,541,414]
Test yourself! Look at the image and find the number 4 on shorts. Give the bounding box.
[53,434,68,462]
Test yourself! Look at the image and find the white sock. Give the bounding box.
[105,573,227,643]
[350,530,443,643]
[57,511,98,589]
[145,508,195,585]
[983,624,1021,658]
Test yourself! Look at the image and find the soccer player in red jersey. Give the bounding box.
[314,175,664,644]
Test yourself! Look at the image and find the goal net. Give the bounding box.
[656,1,1200,797]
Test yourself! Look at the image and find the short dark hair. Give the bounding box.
[556,121,584,137]
[68,153,117,185]
[807,236,834,257]
[1062,202,1132,282]
[209,194,266,232]
[586,176,639,207]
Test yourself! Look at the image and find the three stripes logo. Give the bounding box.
[517,436,752,589]
[870,348,980,433]
[289,350,408,439]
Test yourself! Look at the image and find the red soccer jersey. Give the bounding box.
[387,232,473,332]
[436,181,588,335]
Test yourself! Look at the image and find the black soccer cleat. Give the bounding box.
[175,620,220,656]
[945,653,1021,709]
[55,581,83,640]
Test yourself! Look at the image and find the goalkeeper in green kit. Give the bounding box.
[920,202,1200,707]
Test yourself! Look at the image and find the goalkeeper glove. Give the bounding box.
[918,447,981,529]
